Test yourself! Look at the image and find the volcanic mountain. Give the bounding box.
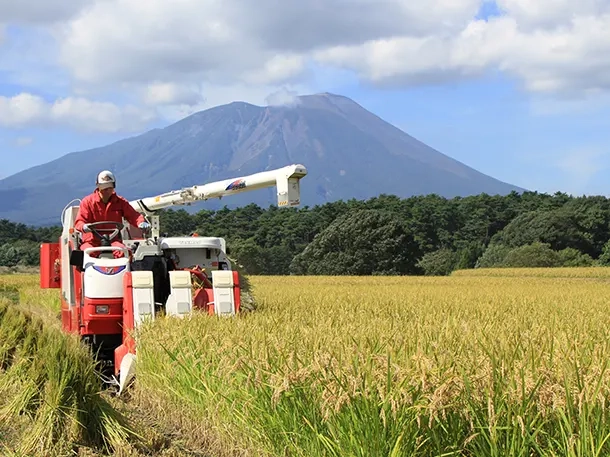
[0,92,524,225]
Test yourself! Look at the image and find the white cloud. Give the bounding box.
[495,0,610,30]
[0,0,610,132]
[265,88,302,107]
[0,93,156,132]
[52,0,480,89]
[51,97,156,132]
[314,13,610,94]
[153,82,311,122]
[244,54,307,86]
[0,0,95,24]
[143,82,203,106]
[0,93,47,127]
[42,0,610,100]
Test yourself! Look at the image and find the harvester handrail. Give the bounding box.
[61,198,82,227]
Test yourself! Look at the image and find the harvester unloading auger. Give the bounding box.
[40,164,307,394]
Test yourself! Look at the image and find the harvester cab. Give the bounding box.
[40,164,307,394]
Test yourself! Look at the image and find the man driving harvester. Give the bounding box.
[74,170,150,258]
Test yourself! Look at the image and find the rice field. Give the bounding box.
[3,268,610,456]
[0,280,136,457]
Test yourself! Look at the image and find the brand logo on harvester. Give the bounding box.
[226,179,246,190]
[93,265,126,275]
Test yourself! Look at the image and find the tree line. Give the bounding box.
[2,190,610,275]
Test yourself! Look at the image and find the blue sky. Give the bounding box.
[1,0,610,196]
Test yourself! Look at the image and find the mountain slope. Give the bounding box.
[0,92,525,226]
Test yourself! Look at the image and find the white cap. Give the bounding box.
[96,170,116,189]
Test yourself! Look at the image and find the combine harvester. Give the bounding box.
[39,164,307,394]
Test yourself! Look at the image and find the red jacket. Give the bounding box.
[74,190,146,244]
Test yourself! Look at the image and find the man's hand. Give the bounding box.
[138,221,151,230]
[82,224,91,233]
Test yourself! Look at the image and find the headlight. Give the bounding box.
[96,305,110,314]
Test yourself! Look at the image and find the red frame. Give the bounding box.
[81,297,123,334]
[40,242,60,289]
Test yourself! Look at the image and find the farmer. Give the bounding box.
[74,170,150,258]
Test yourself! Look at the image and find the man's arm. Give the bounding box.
[120,197,146,228]
[74,199,91,232]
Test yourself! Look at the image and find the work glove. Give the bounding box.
[138,221,151,230]
[82,224,91,233]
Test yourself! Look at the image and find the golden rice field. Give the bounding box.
[3,267,610,456]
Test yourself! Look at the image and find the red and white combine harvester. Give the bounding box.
[39,164,307,393]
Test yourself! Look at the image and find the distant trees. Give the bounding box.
[289,209,422,275]
[4,190,610,275]
[0,219,61,268]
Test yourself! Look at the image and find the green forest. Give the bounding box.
[2,190,610,275]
